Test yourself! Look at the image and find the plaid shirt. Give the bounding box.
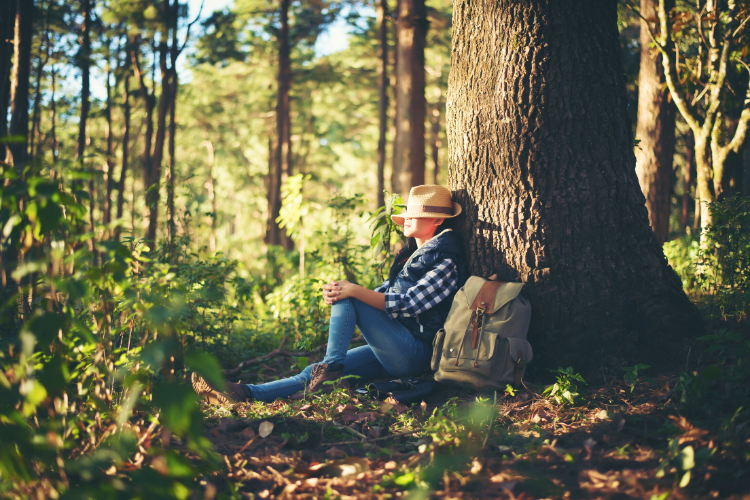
[374,259,458,319]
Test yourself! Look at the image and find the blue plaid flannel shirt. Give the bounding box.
[374,259,458,319]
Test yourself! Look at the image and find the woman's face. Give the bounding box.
[403,217,444,239]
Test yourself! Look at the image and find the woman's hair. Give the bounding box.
[386,217,457,284]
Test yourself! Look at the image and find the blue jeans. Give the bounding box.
[244,298,432,402]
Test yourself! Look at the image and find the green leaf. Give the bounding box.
[186,351,226,392]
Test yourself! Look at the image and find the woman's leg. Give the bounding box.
[348,299,432,377]
[245,344,393,402]
[320,297,431,377]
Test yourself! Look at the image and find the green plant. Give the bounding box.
[622,363,651,393]
[543,367,587,406]
[367,191,405,280]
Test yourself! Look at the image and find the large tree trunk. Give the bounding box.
[132,40,155,242]
[447,0,702,373]
[634,0,676,245]
[5,0,33,167]
[430,99,442,184]
[0,0,15,147]
[266,0,290,246]
[391,0,426,197]
[376,0,389,209]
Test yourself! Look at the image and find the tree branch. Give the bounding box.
[223,335,365,376]
[658,0,702,133]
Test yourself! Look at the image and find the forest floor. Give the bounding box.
[186,345,750,500]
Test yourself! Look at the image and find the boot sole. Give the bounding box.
[191,372,234,405]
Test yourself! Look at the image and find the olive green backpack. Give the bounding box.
[431,277,533,390]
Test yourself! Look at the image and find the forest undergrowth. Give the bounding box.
[1,167,749,499]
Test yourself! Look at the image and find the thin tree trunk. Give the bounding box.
[0,0,16,147]
[376,0,389,209]
[167,72,177,247]
[430,99,442,184]
[116,73,131,238]
[266,0,291,246]
[49,65,57,164]
[6,0,34,167]
[392,0,426,196]
[680,129,695,233]
[635,0,676,245]
[447,0,702,373]
[132,40,155,240]
[29,0,53,160]
[744,133,750,197]
[202,140,217,253]
[104,55,115,227]
[147,16,174,249]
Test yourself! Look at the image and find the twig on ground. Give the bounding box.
[333,421,368,441]
[224,336,365,376]
[323,429,419,447]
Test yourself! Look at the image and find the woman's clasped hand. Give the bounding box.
[322,280,355,305]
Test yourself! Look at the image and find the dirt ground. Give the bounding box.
[190,354,750,500]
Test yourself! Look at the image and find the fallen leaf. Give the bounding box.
[105,465,117,476]
[259,421,274,438]
[394,404,408,414]
[241,427,256,439]
[531,414,540,423]
[219,418,248,433]
[384,461,397,470]
[380,401,394,414]
[325,447,346,459]
[300,404,311,411]
[367,426,383,438]
[595,409,609,420]
[305,478,319,487]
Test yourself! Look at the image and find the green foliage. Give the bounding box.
[0,168,231,497]
[622,363,651,393]
[543,367,587,406]
[366,191,405,279]
[664,196,750,321]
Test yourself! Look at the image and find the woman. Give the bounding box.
[192,185,467,404]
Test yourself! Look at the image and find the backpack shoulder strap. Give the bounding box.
[468,280,504,348]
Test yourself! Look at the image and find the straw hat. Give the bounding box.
[391,185,462,226]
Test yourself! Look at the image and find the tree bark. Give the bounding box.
[147,14,173,249]
[131,39,155,241]
[29,0,53,160]
[0,0,15,147]
[680,129,695,234]
[391,0,426,197]
[5,0,33,167]
[167,72,177,247]
[376,0,389,209]
[116,72,131,239]
[447,0,702,373]
[104,52,115,227]
[430,99,441,184]
[635,0,675,245]
[202,140,217,253]
[266,0,290,246]
[78,0,92,185]
[49,65,57,164]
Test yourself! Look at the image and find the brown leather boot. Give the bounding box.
[191,372,252,405]
[306,363,346,393]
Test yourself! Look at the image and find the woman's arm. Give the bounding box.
[322,281,386,310]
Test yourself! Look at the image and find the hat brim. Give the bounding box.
[391,202,462,226]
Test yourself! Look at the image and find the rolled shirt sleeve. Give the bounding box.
[383,259,458,319]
